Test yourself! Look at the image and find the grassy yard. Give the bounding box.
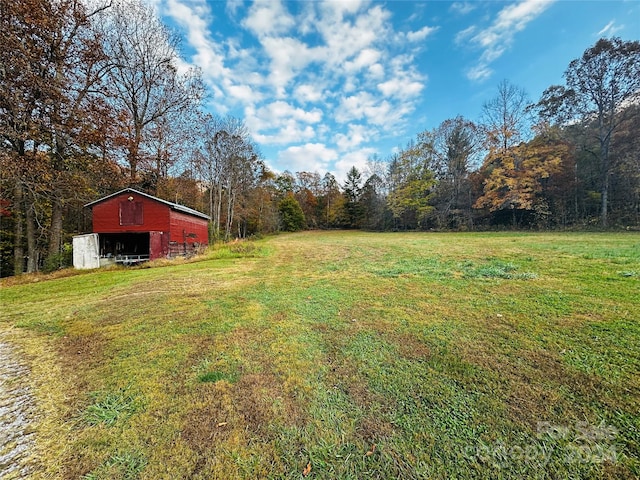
[0,231,638,479]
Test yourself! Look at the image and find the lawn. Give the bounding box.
[0,231,638,479]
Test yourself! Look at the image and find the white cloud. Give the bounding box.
[225,38,254,63]
[254,123,316,146]
[376,54,425,99]
[344,48,382,73]
[225,0,242,17]
[368,63,385,79]
[319,0,368,20]
[165,0,229,80]
[246,101,323,145]
[450,2,476,15]
[455,25,476,44]
[242,0,295,37]
[466,64,493,82]
[164,0,265,107]
[227,84,261,103]
[277,143,338,173]
[406,25,438,42]
[336,89,415,129]
[261,36,317,94]
[314,4,390,68]
[491,0,554,34]
[172,56,195,77]
[336,92,378,123]
[377,78,424,98]
[162,0,430,179]
[297,1,319,36]
[461,0,555,82]
[334,148,378,183]
[294,84,325,104]
[597,20,623,37]
[269,101,323,124]
[334,124,372,150]
[243,2,425,140]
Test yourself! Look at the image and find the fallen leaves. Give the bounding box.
[365,443,377,456]
[302,461,311,476]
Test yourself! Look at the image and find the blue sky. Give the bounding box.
[154,0,639,181]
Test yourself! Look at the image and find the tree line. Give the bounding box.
[1,0,639,276]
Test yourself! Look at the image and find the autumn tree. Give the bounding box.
[360,174,388,230]
[387,141,436,229]
[474,133,569,227]
[387,172,436,230]
[275,171,295,197]
[473,81,539,226]
[419,116,480,229]
[198,116,261,241]
[536,37,640,227]
[608,105,640,225]
[45,1,116,269]
[146,106,203,198]
[243,165,279,235]
[294,171,322,228]
[481,80,532,154]
[1,0,64,273]
[219,130,258,241]
[198,115,223,240]
[0,0,111,273]
[318,172,343,228]
[529,124,581,227]
[95,0,203,184]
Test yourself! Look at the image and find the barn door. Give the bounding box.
[149,231,166,260]
[119,200,143,225]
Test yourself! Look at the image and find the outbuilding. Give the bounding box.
[73,188,209,268]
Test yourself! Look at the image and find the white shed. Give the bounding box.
[72,233,100,269]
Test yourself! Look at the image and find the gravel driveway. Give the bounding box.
[0,340,36,479]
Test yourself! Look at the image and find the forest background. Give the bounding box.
[1,0,639,277]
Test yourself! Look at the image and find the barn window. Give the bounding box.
[119,201,143,225]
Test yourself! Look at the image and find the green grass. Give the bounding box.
[83,387,140,426]
[1,231,638,479]
[81,450,147,480]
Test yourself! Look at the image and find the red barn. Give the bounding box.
[82,188,209,265]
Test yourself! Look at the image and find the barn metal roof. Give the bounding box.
[85,188,211,220]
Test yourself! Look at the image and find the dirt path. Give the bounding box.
[0,340,36,479]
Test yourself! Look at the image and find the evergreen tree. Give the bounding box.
[342,166,364,228]
[278,194,306,232]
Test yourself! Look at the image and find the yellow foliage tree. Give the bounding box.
[475,137,569,223]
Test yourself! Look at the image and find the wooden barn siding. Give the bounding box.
[169,210,209,245]
[91,193,171,233]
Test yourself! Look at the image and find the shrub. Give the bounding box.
[42,243,73,273]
